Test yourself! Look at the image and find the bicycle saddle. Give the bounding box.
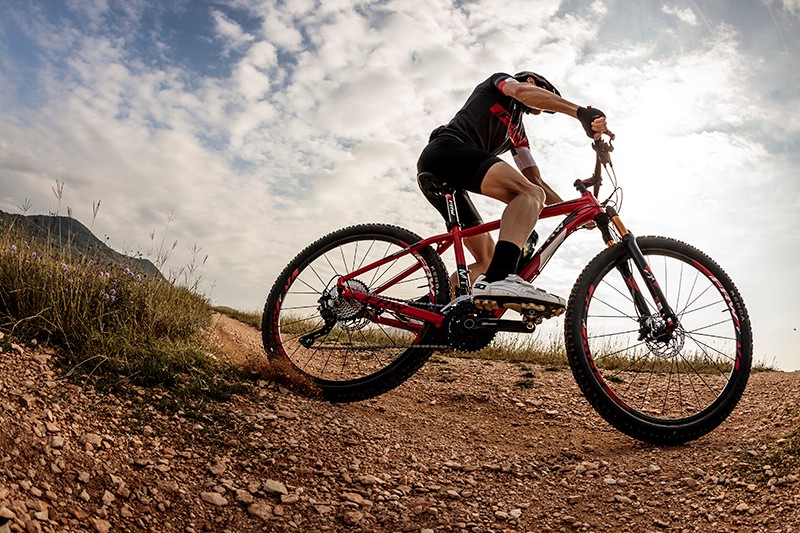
[417,172,455,198]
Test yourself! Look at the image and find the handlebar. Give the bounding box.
[574,137,614,196]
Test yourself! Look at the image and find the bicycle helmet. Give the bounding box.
[512,71,561,96]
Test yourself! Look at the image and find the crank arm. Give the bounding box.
[464,317,537,334]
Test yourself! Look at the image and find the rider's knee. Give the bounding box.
[518,183,546,211]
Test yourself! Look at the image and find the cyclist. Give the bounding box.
[417,71,608,309]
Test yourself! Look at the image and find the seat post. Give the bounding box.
[444,193,461,230]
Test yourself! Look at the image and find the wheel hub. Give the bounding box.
[320,279,369,323]
[639,315,685,359]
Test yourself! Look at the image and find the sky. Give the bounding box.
[1,0,798,371]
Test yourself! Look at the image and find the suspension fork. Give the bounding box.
[598,207,679,332]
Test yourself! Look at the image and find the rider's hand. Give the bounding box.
[577,106,608,139]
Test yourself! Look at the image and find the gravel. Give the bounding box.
[0,313,797,531]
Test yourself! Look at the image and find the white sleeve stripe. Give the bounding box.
[513,146,537,170]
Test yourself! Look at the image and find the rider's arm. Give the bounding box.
[500,79,608,138]
[501,79,579,116]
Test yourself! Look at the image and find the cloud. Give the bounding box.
[662,4,699,25]
[1,1,799,370]
[211,9,254,53]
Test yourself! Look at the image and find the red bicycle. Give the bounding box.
[263,139,752,445]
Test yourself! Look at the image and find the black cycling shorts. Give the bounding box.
[416,135,502,228]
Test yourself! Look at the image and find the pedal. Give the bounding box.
[474,299,500,311]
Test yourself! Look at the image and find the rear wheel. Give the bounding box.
[565,236,752,444]
[263,224,450,402]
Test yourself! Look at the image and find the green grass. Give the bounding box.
[0,219,246,395]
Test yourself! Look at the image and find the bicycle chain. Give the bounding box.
[312,292,453,350]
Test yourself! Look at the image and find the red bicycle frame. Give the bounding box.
[336,188,608,333]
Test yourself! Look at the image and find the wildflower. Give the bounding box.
[10,244,16,252]
[99,271,110,279]
[124,267,134,277]
[62,263,69,272]
[109,288,117,302]
[31,252,38,260]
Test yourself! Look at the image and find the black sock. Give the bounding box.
[483,241,521,282]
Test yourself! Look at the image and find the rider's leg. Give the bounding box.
[473,161,565,308]
[479,161,545,281]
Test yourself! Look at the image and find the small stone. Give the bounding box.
[495,510,509,520]
[209,462,227,476]
[343,510,364,525]
[79,490,90,501]
[78,472,91,483]
[735,502,749,513]
[51,436,65,449]
[248,502,273,521]
[262,479,288,495]
[509,508,523,519]
[200,492,228,506]
[603,477,617,485]
[120,505,133,518]
[82,433,103,447]
[235,489,254,504]
[567,495,582,505]
[342,492,364,505]
[615,495,632,504]
[280,493,298,505]
[358,474,381,485]
[89,518,111,533]
[647,464,661,474]
[101,491,115,505]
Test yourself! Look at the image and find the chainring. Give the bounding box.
[442,301,496,352]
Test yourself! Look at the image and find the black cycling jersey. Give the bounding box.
[429,72,530,156]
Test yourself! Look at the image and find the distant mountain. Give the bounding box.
[0,210,165,281]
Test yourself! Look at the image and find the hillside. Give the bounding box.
[0,314,797,532]
[0,210,163,280]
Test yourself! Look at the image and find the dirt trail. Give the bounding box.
[0,314,798,532]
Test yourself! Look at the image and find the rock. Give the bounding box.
[82,433,103,447]
[280,493,298,504]
[343,510,364,525]
[101,491,115,505]
[200,492,228,506]
[209,462,227,476]
[615,495,632,504]
[603,477,617,485]
[735,502,749,513]
[647,464,661,474]
[509,508,523,519]
[262,479,288,495]
[235,489,254,504]
[89,518,112,533]
[358,474,381,486]
[567,495,581,505]
[50,436,65,449]
[342,492,364,505]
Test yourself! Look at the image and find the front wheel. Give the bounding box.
[263,224,450,403]
[565,236,752,445]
